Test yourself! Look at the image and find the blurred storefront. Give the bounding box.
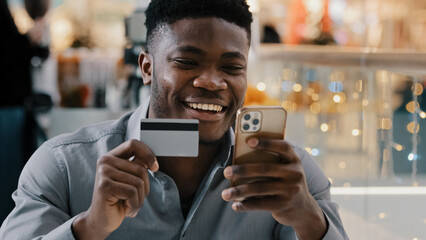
[3,0,426,239]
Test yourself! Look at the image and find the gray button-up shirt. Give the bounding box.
[0,99,348,239]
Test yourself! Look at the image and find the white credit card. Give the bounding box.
[140,118,199,157]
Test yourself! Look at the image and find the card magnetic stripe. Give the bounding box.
[140,122,198,131]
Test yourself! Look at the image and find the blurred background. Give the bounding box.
[1,0,426,239]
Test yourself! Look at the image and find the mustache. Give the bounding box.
[190,89,225,101]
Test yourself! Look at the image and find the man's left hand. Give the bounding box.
[222,137,327,240]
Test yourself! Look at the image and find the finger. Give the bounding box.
[231,196,284,212]
[98,155,150,195]
[109,139,159,172]
[98,177,141,215]
[222,181,290,202]
[224,163,303,180]
[99,164,148,205]
[247,138,299,164]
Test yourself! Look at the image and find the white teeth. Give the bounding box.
[187,102,223,112]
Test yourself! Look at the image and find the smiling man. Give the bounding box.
[0,0,348,239]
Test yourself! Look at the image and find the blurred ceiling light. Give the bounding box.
[413,83,424,96]
[420,111,426,119]
[333,94,341,103]
[256,82,266,91]
[352,129,360,136]
[293,83,303,92]
[394,144,404,152]
[311,148,320,156]
[320,123,329,132]
[378,213,386,219]
[406,101,419,113]
[407,122,420,134]
[50,16,74,51]
[408,153,418,161]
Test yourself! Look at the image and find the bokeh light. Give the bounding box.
[256,82,266,91]
[407,122,420,134]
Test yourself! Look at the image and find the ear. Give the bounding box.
[138,51,153,85]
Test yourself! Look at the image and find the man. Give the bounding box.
[0,0,348,239]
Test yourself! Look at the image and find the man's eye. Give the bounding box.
[222,65,244,74]
[174,59,197,66]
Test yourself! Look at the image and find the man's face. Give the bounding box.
[141,18,249,144]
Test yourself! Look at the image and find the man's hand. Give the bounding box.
[221,138,327,240]
[72,139,159,240]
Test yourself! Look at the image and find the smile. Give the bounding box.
[186,102,223,112]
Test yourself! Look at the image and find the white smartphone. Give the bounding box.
[232,106,287,186]
[140,118,199,157]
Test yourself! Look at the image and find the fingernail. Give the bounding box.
[232,201,242,211]
[247,138,258,147]
[222,189,231,200]
[152,160,159,172]
[223,167,233,178]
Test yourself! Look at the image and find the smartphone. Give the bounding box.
[232,106,287,186]
[140,118,199,157]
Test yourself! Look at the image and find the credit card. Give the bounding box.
[140,119,199,157]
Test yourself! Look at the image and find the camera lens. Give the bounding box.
[252,119,259,125]
[243,124,250,130]
[244,114,251,121]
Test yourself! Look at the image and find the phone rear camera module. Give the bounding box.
[240,111,261,133]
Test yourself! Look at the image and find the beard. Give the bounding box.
[149,71,170,119]
[199,131,227,146]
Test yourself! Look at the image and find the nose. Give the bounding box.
[193,67,227,91]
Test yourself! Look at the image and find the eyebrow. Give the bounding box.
[175,46,207,56]
[221,52,246,61]
[175,45,246,61]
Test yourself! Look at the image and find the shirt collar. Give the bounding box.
[125,96,151,142]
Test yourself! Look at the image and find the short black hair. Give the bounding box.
[145,0,253,52]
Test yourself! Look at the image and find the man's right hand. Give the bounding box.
[72,139,159,240]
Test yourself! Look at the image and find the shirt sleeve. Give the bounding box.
[276,142,349,240]
[0,143,77,240]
